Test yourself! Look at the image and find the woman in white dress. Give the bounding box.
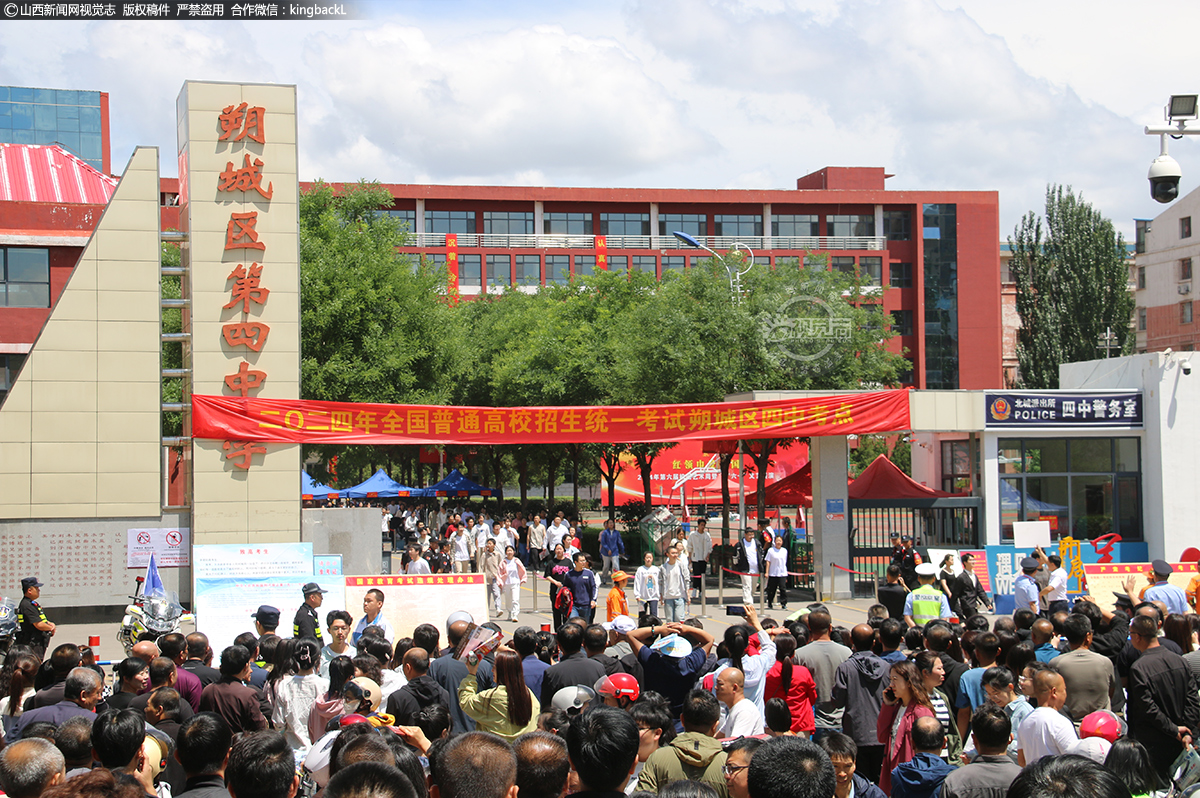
[496,545,527,621]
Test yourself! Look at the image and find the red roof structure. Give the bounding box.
[0,143,118,205]
[745,462,813,508]
[848,454,956,500]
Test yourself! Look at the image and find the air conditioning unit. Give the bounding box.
[1179,283,1192,295]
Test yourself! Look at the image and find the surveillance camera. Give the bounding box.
[1149,154,1182,203]
[1184,362,1193,375]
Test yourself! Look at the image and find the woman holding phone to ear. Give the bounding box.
[877,660,935,794]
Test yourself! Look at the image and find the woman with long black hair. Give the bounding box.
[877,660,935,794]
[763,633,817,736]
[459,647,539,740]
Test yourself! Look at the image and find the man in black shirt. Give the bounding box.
[1127,614,1200,775]
[877,565,909,620]
[293,583,327,643]
[15,577,54,658]
[566,706,640,797]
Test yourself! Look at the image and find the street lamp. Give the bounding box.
[672,231,756,305]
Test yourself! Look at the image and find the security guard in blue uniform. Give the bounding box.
[293,582,327,642]
[16,576,55,658]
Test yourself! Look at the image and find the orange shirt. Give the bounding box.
[1188,575,1200,612]
[607,586,628,621]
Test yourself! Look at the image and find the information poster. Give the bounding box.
[127,528,191,568]
[1081,562,1197,612]
[193,543,314,580]
[345,574,489,641]
[194,573,347,654]
[314,555,343,577]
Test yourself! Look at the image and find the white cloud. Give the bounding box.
[299,23,714,184]
[3,2,1200,236]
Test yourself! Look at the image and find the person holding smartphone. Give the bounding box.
[877,660,935,794]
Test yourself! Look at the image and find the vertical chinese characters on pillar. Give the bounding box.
[218,101,272,469]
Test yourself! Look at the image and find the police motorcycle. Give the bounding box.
[0,598,17,662]
[117,575,194,656]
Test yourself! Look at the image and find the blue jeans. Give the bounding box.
[664,597,686,622]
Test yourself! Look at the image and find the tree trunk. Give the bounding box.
[546,454,559,511]
[517,449,529,511]
[719,451,735,547]
[570,444,581,518]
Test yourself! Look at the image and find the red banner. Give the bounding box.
[190,390,911,445]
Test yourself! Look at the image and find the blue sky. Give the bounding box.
[2,0,1198,237]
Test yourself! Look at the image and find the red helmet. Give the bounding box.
[594,673,640,702]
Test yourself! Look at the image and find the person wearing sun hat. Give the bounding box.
[904,563,952,628]
[606,571,629,622]
[627,621,716,716]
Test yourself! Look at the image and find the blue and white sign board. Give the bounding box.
[195,572,347,655]
[193,543,314,580]
[985,392,1142,428]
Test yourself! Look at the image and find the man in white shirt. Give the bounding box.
[736,529,762,605]
[320,610,356,676]
[353,589,396,645]
[1039,554,1070,615]
[405,544,432,575]
[451,524,474,573]
[546,513,570,554]
[716,667,764,737]
[688,519,713,604]
[380,507,392,535]
[1016,669,1077,766]
[474,519,491,572]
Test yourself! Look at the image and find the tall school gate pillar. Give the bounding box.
[811,434,851,600]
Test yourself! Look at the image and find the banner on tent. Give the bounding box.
[191,390,911,445]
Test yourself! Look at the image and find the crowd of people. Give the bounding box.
[0,573,1198,798]
[1,510,1199,798]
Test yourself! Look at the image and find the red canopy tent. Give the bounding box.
[848,454,958,499]
[745,462,813,508]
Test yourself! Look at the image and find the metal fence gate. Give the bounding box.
[846,498,982,597]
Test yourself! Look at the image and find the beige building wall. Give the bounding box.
[178,81,301,543]
[0,147,162,519]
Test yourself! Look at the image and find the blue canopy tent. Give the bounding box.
[999,479,1068,514]
[302,471,338,501]
[344,469,422,499]
[424,468,494,498]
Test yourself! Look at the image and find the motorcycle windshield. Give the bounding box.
[143,591,184,632]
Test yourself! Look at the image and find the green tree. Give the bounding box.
[299,180,459,480]
[161,240,183,439]
[1009,185,1136,388]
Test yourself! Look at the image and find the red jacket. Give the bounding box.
[763,659,818,733]
[876,701,934,794]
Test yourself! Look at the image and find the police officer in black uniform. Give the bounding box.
[15,576,55,658]
[293,583,326,642]
[891,535,921,589]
